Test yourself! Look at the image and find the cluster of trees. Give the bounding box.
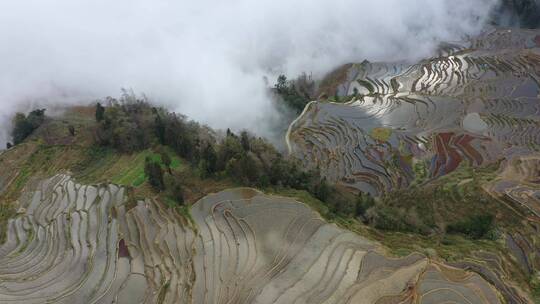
[144,154,185,205]
[446,214,495,239]
[355,185,498,239]
[93,93,359,215]
[274,74,312,114]
[9,109,46,147]
[355,192,375,219]
[94,94,156,153]
[375,191,436,235]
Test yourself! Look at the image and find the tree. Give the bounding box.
[199,143,217,178]
[355,192,375,217]
[240,131,250,151]
[160,151,172,174]
[144,157,164,191]
[171,180,184,205]
[216,135,243,171]
[275,75,288,93]
[154,115,166,145]
[274,75,310,114]
[11,109,46,145]
[95,102,105,122]
[447,214,494,239]
[68,125,75,136]
[226,153,261,185]
[334,91,340,102]
[6,142,12,149]
[312,177,331,202]
[11,113,31,144]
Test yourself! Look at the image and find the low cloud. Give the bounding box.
[0,0,498,146]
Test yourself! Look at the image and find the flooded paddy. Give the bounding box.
[287,28,540,196]
[0,176,507,303]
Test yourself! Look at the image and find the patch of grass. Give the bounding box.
[157,280,170,304]
[0,204,16,244]
[531,275,540,303]
[75,147,184,187]
[111,151,153,186]
[131,175,146,187]
[170,157,181,169]
[370,128,393,142]
[176,205,195,228]
[111,148,183,187]
[73,147,117,183]
[2,144,76,201]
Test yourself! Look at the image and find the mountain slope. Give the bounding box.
[0,175,511,303]
[0,28,540,303]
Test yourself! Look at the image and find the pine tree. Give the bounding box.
[160,151,172,174]
[95,102,105,122]
[240,131,250,151]
[144,157,164,191]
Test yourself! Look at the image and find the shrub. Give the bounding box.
[171,180,184,205]
[225,153,261,186]
[240,131,250,151]
[355,192,375,217]
[95,102,105,122]
[144,157,164,191]
[11,109,46,145]
[274,74,311,113]
[446,214,494,239]
[160,150,172,173]
[373,207,415,232]
[200,143,217,177]
[311,177,331,202]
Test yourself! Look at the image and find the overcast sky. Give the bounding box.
[0,0,499,146]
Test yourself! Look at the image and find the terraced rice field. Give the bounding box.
[486,154,540,217]
[0,175,506,303]
[287,28,540,196]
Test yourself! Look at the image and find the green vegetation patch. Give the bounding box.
[447,214,495,240]
[370,127,393,142]
[0,204,16,244]
[75,147,183,187]
[111,150,155,186]
[358,161,509,238]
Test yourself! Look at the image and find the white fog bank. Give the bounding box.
[0,0,499,146]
